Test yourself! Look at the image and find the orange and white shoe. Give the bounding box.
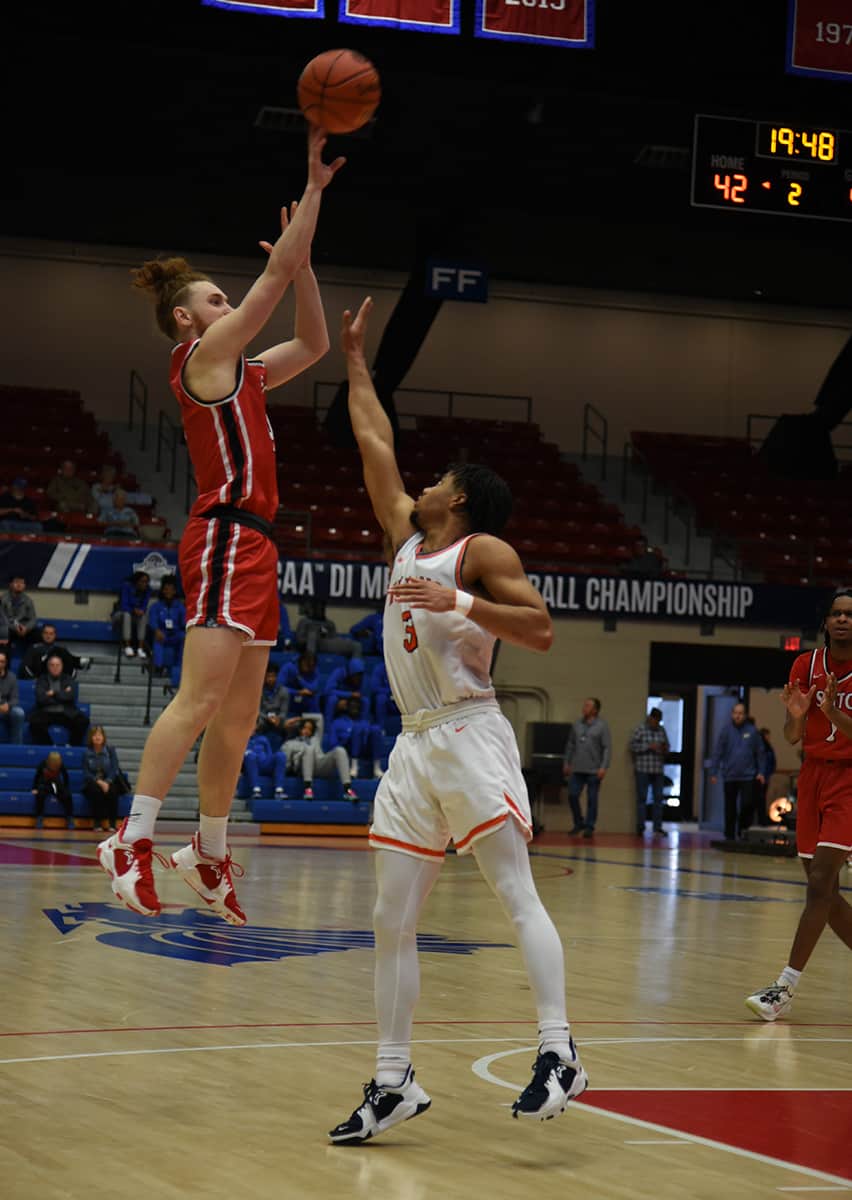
[170,834,246,926]
[97,820,163,916]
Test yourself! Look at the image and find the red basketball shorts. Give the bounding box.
[179,515,279,645]
[796,757,852,858]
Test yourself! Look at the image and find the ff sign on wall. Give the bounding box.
[425,261,489,302]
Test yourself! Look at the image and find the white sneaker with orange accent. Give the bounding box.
[97,821,163,916]
[170,834,246,926]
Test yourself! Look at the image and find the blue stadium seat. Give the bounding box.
[48,619,117,643]
[0,745,84,768]
[251,797,371,824]
[0,767,83,789]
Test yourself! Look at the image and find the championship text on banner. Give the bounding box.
[787,0,852,80]
[339,0,460,34]
[0,538,831,629]
[475,0,594,47]
[202,0,325,15]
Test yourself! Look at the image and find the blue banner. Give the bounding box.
[0,538,832,628]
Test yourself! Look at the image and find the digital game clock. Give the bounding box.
[690,114,852,222]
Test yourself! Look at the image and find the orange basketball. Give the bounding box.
[297,49,381,135]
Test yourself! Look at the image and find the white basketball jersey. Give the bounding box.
[383,532,497,715]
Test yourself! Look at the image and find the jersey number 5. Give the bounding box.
[401,609,418,654]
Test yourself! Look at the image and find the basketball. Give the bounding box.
[297,49,381,135]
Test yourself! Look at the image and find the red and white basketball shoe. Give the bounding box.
[97,821,163,916]
[170,834,247,926]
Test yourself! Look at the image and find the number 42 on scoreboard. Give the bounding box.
[713,174,804,208]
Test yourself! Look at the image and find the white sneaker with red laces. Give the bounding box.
[97,821,163,916]
[170,834,246,926]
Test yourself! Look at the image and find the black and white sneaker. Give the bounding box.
[329,1067,431,1144]
[512,1042,588,1121]
[745,982,794,1021]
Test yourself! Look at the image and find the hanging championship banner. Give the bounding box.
[787,0,852,80]
[475,0,594,47]
[339,0,460,35]
[202,0,325,17]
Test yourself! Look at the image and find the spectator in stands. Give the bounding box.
[329,695,385,779]
[0,477,42,533]
[710,701,767,841]
[370,660,399,732]
[280,715,358,801]
[91,463,119,514]
[29,654,88,746]
[324,656,369,725]
[294,597,358,657]
[0,650,25,744]
[622,536,664,578]
[629,707,671,835]
[753,726,777,827]
[46,459,94,515]
[243,733,277,799]
[22,623,89,679]
[116,570,151,658]
[102,488,140,539]
[82,725,127,833]
[275,602,295,651]
[0,607,7,655]
[280,650,321,718]
[1,575,39,650]
[256,664,294,744]
[147,575,186,675]
[32,749,74,829]
[349,607,384,657]
[562,697,612,838]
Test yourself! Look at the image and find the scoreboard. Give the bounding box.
[690,114,852,224]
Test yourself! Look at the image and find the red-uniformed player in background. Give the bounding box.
[97,127,343,923]
[746,588,852,1020]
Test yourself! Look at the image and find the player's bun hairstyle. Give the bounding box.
[131,257,211,340]
[447,463,513,537]
[823,587,852,646]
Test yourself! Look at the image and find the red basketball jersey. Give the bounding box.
[790,647,852,761]
[169,340,279,524]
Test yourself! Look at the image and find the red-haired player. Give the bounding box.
[97,127,343,923]
[746,588,852,1019]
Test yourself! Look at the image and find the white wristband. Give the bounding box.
[454,589,474,616]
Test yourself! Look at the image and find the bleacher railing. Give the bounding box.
[128,370,148,451]
[746,412,852,461]
[312,382,533,426]
[581,402,609,481]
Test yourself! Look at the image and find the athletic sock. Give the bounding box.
[777,965,801,991]
[198,814,228,861]
[538,1021,575,1062]
[376,1049,410,1089]
[122,794,162,842]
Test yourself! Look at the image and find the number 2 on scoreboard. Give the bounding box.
[713,173,748,204]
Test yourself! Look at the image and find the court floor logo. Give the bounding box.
[42,903,510,967]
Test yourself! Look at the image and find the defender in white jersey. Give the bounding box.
[329,298,587,1146]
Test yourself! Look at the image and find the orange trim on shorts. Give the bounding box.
[369,833,446,859]
[504,792,532,831]
[454,813,508,851]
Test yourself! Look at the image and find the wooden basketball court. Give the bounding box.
[2,822,850,1198]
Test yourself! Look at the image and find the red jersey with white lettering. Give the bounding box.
[790,647,852,761]
[169,339,279,524]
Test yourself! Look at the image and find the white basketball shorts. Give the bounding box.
[369,703,533,862]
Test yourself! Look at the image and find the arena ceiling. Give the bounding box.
[4,0,851,309]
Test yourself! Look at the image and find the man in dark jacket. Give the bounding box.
[1,575,39,651]
[710,701,767,840]
[32,750,74,829]
[21,623,89,679]
[28,654,88,746]
[0,650,25,744]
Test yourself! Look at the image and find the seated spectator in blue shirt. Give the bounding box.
[82,725,128,832]
[324,657,371,726]
[0,650,25,744]
[0,477,43,533]
[349,609,384,657]
[102,488,140,539]
[278,715,358,801]
[148,576,186,675]
[243,733,277,799]
[280,651,321,718]
[275,602,294,651]
[329,696,385,779]
[115,571,151,658]
[370,661,399,732]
